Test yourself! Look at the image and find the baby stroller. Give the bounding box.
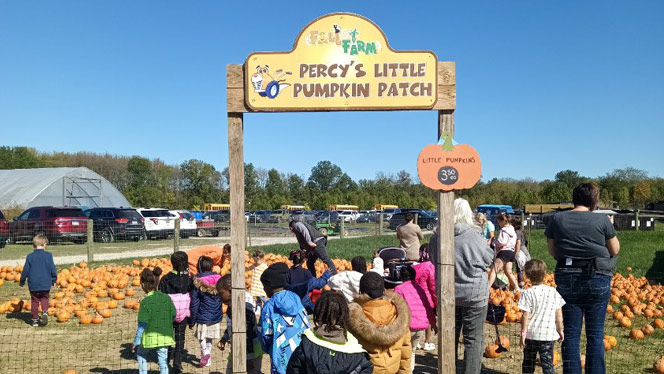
[376,247,414,288]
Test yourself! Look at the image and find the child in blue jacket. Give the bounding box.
[19,234,57,327]
[259,262,309,374]
[189,255,222,368]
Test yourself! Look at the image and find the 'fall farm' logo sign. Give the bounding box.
[245,13,438,111]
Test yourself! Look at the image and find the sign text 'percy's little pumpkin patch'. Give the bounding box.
[417,132,481,191]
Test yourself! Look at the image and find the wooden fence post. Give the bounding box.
[340,218,345,239]
[379,214,384,235]
[87,219,94,263]
[437,110,455,373]
[228,112,247,374]
[174,218,180,253]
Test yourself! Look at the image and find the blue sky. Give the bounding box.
[1,1,663,182]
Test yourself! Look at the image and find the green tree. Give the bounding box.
[0,146,41,169]
[555,170,586,189]
[265,169,286,198]
[180,159,221,207]
[631,181,652,208]
[308,161,343,191]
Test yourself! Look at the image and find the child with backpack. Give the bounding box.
[158,251,192,374]
[190,255,223,368]
[19,234,57,327]
[132,267,176,374]
[287,291,374,374]
[216,274,262,373]
[259,262,310,374]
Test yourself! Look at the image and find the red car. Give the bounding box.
[10,206,88,244]
[0,210,9,248]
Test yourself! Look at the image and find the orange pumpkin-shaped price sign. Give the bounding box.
[417,132,481,191]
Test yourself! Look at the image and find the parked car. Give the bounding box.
[247,210,270,224]
[0,210,9,248]
[203,210,230,223]
[389,209,438,230]
[84,207,144,243]
[337,210,358,223]
[477,204,514,226]
[136,208,176,240]
[291,210,317,224]
[356,212,377,223]
[380,208,402,222]
[10,206,88,244]
[170,210,197,238]
[269,209,291,223]
[316,211,340,224]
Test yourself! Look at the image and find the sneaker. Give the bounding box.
[200,354,210,368]
[415,343,422,350]
[423,343,436,351]
[40,311,48,326]
[31,319,39,327]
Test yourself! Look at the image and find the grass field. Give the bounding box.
[0,229,662,373]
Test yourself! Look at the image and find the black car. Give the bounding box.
[389,209,438,230]
[203,210,230,223]
[85,207,145,243]
[0,210,8,248]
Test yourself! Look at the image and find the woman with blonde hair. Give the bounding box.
[475,212,494,245]
[454,198,494,374]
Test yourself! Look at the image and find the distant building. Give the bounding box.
[0,167,130,209]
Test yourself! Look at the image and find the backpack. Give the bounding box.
[168,293,191,323]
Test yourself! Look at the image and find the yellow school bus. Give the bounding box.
[329,204,359,212]
[374,204,399,211]
[280,205,308,211]
[202,203,231,211]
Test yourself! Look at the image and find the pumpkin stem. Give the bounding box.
[440,131,455,152]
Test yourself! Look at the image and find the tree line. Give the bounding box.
[1,146,663,211]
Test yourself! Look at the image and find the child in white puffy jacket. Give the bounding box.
[328,256,366,303]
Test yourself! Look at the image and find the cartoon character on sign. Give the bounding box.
[251,65,292,99]
[417,132,482,191]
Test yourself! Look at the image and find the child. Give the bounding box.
[287,291,374,374]
[158,251,192,374]
[328,256,366,303]
[250,250,268,304]
[190,255,223,368]
[287,249,312,286]
[394,266,434,372]
[412,261,437,351]
[132,267,176,374]
[512,218,532,290]
[488,213,519,290]
[518,260,565,374]
[259,262,309,374]
[370,250,385,275]
[216,274,262,373]
[286,269,332,314]
[347,272,412,374]
[19,234,57,327]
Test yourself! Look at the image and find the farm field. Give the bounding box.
[0,230,661,373]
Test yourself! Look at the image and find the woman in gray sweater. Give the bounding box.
[453,198,494,374]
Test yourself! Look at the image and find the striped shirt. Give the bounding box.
[250,262,268,298]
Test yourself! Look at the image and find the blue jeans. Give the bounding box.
[555,271,611,374]
[137,346,169,374]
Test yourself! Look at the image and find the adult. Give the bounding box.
[187,244,230,275]
[453,198,494,374]
[289,220,337,276]
[396,212,424,261]
[546,183,620,374]
[475,212,495,246]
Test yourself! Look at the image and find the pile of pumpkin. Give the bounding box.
[483,269,664,371]
[0,253,354,325]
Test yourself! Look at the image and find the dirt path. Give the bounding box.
[0,236,302,267]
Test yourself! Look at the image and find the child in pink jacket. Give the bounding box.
[413,261,437,351]
[395,265,435,372]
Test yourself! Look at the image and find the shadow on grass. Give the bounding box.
[5,310,33,325]
[644,250,664,284]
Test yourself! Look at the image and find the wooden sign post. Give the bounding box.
[227,12,456,374]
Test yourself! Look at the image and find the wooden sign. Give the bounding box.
[417,132,481,191]
[245,12,438,111]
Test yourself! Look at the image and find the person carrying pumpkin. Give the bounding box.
[19,234,57,327]
[347,271,412,374]
[189,255,223,368]
[187,244,230,275]
[158,251,193,374]
[132,267,176,374]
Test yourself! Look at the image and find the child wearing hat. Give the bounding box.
[259,262,309,374]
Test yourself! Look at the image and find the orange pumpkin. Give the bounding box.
[553,351,561,366]
[126,288,135,296]
[654,356,664,374]
[495,336,510,349]
[653,319,664,329]
[92,315,104,324]
[100,309,112,318]
[642,324,655,335]
[619,317,632,328]
[80,315,92,325]
[64,370,78,374]
[56,311,70,323]
[417,134,481,191]
[484,344,501,358]
[629,329,644,339]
